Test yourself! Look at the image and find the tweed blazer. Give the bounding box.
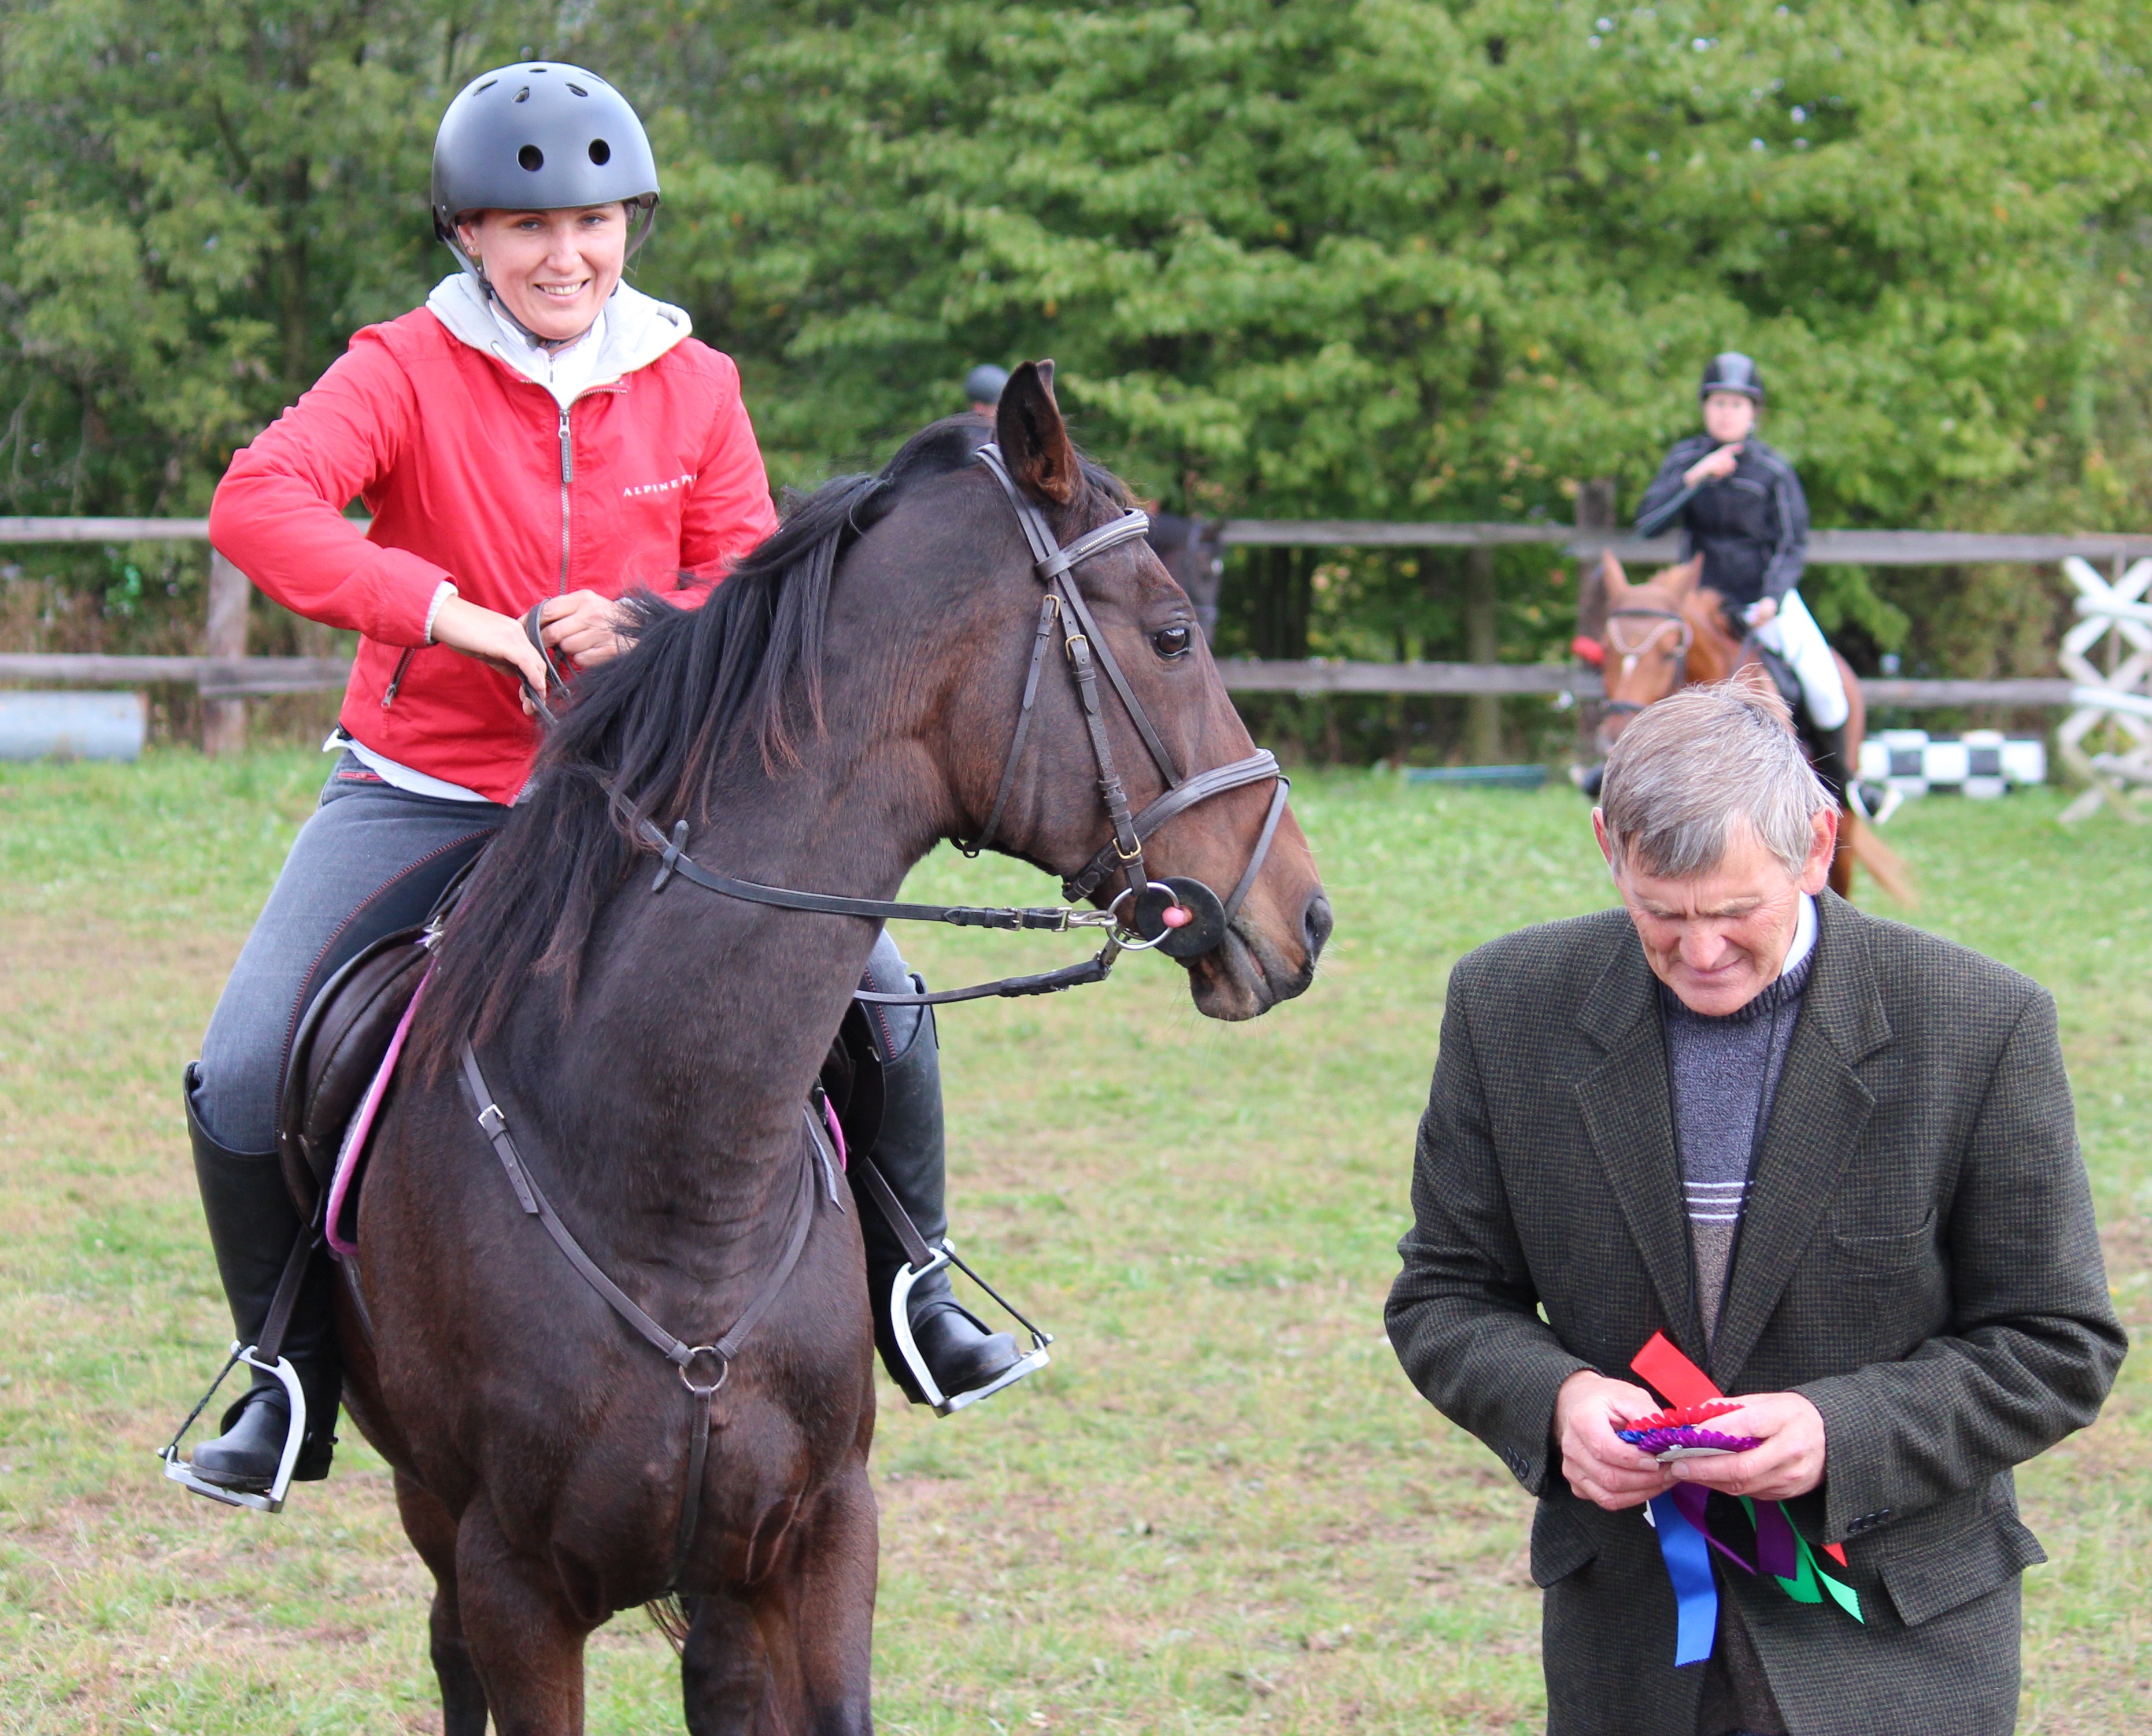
[1385,892,2125,1736]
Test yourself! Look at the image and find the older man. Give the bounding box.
[1386,682,2124,1736]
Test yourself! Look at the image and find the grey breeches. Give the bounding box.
[193,757,508,1154]
[193,752,931,1154]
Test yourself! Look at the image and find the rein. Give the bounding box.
[626,443,1291,1005]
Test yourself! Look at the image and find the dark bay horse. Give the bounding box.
[1590,552,1911,902]
[336,362,1330,1734]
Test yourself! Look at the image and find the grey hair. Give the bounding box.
[1598,680,1832,879]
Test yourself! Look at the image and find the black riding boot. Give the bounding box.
[183,1065,340,1491]
[1806,722,1852,809]
[851,998,1031,1410]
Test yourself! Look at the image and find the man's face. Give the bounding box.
[1592,808,1836,1015]
[1702,391,1757,445]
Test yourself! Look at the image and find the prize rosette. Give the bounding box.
[1613,1401,1763,1461]
[1623,1334,1863,1667]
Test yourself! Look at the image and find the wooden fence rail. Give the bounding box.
[0,516,2136,750]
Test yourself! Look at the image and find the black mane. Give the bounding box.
[413,417,1126,1061]
[413,418,1003,1058]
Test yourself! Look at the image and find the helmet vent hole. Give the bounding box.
[513,87,530,103]
[587,139,611,165]
[476,79,497,94]
[519,145,545,172]
[567,83,588,97]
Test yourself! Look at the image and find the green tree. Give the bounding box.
[622,1,2152,671]
[6,0,2151,713]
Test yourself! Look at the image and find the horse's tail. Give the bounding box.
[1843,809,1917,906]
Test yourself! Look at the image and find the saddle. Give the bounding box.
[276,858,891,1239]
[278,924,434,1230]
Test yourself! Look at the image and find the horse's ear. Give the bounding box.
[995,360,1081,506]
[1665,557,1703,597]
[1599,550,1628,596]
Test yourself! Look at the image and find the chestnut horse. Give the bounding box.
[1588,552,1911,902]
[338,364,1330,1734]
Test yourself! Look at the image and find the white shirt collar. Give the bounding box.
[1777,891,1817,980]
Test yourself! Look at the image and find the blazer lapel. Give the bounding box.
[1573,930,1704,1360]
[1710,893,1892,1387]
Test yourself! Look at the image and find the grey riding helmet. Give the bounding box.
[431,63,660,273]
[965,364,1010,408]
[1699,351,1765,403]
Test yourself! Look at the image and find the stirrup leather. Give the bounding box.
[156,1343,309,1513]
[889,1239,1053,1417]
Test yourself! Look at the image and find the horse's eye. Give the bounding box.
[1152,624,1193,660]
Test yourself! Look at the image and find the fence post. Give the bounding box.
[1464,545,1500,762]
[1574,479,1615,764]
[203,550,251,756]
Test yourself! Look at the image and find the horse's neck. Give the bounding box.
[519,743,940,1199]
[1681,598,1746,685]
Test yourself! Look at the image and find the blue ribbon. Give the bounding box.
[1647,1491,1718,1666]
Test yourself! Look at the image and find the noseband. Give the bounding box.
[628,445,1290,1004]
[1600,606,1694,718]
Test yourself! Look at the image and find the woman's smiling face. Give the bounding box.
[456,203,628,343]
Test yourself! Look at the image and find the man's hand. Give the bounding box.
[1555,1370,1674,1511]
[541,590,633,667]
[1683,443,1743,488]
[1668,1391,1827,1502]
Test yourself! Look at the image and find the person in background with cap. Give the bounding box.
[1635,354,1853,801]
[965,362,1009,416]
[182,65,1033,1501]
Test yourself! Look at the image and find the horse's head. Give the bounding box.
[1593,552,1732,753]
[838,362,1328,1021]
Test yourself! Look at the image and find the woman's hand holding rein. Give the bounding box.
[430,594,552,697]
[538,591,633,667]
[430,590,634,712]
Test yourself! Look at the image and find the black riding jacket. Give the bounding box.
[1635,435,1809,609]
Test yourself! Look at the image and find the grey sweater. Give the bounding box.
[1658,937,1815,1736]
[1662,948,1814,1348]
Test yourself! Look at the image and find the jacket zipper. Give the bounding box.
[388,393,575,714]
[557,404,573,594]
[382,646,416,709]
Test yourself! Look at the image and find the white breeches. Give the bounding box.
[1751,589,1849,730]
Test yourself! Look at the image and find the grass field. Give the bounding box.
[0,752,2144,1734]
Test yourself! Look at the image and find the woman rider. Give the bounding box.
[183,64,1029,1498]
[1635,353,1853,798]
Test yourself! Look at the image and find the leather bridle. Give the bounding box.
[628,443,1292,1005]
[1600,605,1694,719]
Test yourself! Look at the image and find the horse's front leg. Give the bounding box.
[681,1590,773,1736]
[454,1501,596,1735]
[752,1458,879,1736]
[394,1472,491,1736]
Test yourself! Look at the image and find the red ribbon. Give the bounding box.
[1632,1332,1850,1568]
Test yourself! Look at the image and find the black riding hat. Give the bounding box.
[1699,351,1765,403]
[432,64,660,272]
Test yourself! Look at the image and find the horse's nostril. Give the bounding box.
[1302,893,1334,963]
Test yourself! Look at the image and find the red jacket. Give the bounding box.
[209,279,778,804]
